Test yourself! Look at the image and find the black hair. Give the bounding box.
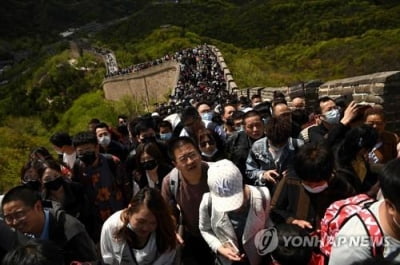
[2,185,41,210]
[335,125,378,167]
[167,136,199,161]
[88,118,100,125]
[30,147,53,161]
[265,116,291,146]
[128,117,142,138]
[291,108,309,128]
[316,96,334,114]
[71,131,98,147]
[380,159,400,211]
[49,132,72,148]
[195,101,212,110]
[253,101,272,118]
[134,119,156,136]
[294,142,333,182]
[94,122,109,130]
[159,120,173,130]
[242,110,262,125]
[180,106,200,123]
[222,103,236,115]
[271,223,312,265]
[231,110,244,121]
[2,240,65,265]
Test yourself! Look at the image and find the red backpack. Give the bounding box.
[313,194,384,265]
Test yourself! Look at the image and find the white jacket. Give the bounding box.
[199,185,271,265]
[100,210,176,265]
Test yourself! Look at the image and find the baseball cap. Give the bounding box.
[207,159,243,212]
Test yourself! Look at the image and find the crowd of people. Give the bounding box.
[1,44,400,265]
[104,53,175,78]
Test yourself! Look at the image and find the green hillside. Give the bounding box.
[1,0,400,192]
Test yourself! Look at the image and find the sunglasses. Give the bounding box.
[200,139,216,148]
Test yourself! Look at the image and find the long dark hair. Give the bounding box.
[114,187,176,253]
[135,142,165,167]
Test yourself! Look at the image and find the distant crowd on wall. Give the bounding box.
[1,44,400,265]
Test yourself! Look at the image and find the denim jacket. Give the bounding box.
[246,137,303,186]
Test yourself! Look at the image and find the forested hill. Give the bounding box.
[1,0,400,191]
[2,0,400,47]
[98,0,400,48]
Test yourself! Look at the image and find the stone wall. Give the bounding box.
[318,71,400,133]
[237,72,400,133]
[102,61,180,111]
[208,45,238,93]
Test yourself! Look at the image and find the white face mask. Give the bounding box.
[302,182,328,194]
[234,125,244,132]
[323,109,341,125]
[201,148,218,158]
[98,135,111,146]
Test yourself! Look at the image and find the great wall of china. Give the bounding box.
[87,44,400,133]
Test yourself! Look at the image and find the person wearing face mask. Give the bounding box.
[158,120,174,142]
[197,128,226,162]
[95,122,128,162]
[38,160,95,241]
[329,159,400,264]
[72,131,131,243]
[133,142,173,190]
[271,142,355,232]
[100,188,177,265]
[301,97,360,145]
[246,116,304,190]
[334,125,379,194]
[20,160,43,191]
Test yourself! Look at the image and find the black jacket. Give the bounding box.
[47,208,97,264]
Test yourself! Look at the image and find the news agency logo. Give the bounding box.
[254,228,319,255]
[254,227,279,255]
[255,228,385,256]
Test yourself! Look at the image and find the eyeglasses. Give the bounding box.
[3,209,29,224]
[177,151,199,163]
[200,139,216,148]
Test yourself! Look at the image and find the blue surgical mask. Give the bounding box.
[160,132,172,141]
[201,112,213,121]
[323,109,341,125]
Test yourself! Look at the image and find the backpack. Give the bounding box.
[316,194,384,264]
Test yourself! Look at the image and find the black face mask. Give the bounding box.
[140,160,158,171]
[78,151,97,166]
[24,180,41,191]
[44,177,64,191]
